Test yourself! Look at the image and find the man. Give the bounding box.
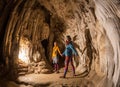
[60,35,78,78]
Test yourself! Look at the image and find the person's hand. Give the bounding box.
[60,54,63,57]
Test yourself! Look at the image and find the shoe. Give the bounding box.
[60,76,65,78]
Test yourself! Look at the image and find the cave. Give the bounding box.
[0,0,120,87]
[41,39,49,61]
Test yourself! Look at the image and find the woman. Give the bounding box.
[52,41,62,73]
[60,35,78,78]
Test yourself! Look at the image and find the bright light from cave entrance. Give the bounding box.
[18,37,30,64]
[18,47,29,64]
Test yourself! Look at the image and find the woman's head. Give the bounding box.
[65,35,71,45]
[66,35,71,41]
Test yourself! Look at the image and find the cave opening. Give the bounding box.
[41,39,49,61]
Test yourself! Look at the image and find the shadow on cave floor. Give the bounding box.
[0,68,105,87]
[0,62,105,87]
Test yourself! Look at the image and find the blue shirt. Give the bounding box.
[62,42,78,57]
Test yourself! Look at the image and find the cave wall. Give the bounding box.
[0,0,15,64]
[2,0,54,77]
[38,1,120,87]
[94,0,120,86]
[42,0,102,76]
[1,0,99,79]
[0,0,120,87]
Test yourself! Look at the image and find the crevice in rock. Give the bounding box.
[41,39,49,61]
[17,0,27,15]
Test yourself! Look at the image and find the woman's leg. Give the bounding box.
[54,63,57,71]
[53,58,57,72]
[55,57,59,73]
[70,58,75,76]
[63,56,69,77]
[56,63,59,73]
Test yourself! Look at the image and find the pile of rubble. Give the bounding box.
[17,60,52,76]
[27,61,52,74]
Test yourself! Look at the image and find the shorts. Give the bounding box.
[52,57,59,64]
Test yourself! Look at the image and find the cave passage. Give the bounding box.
[41,39,49,60]
[0,0,120,87]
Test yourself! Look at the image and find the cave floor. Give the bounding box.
[0,68,104,87]
[17,67,104,87]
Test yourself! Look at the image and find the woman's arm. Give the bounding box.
[70,45,78,56]
[57,47,62,56]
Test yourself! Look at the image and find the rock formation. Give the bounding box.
[0,0,120,87]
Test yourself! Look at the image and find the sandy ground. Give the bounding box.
[0,67,103,87]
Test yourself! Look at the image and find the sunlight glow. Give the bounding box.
[18,37,30,64]
[18,47,30,64]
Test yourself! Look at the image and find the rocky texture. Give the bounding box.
[94,0,120,87]
[2,0,53,79]
[0,0,120,87]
